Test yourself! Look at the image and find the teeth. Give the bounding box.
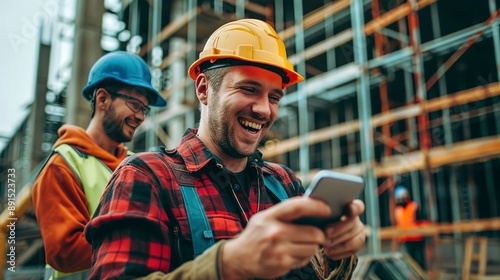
[126,121,137,128]
[239,120,262,130]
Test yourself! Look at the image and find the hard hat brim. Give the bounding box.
[188,55,303,89]
[82,77,167,107]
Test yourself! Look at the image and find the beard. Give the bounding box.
[207,93,259,159]
[102,105,131,143]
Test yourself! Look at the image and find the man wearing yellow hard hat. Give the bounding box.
[86,19,366,280]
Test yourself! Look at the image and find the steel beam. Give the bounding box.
[351,0,380,255]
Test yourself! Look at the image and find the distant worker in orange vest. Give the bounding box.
[394,185,426,270]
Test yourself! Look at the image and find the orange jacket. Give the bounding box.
[395,201,424,242]
[32,124,130,273]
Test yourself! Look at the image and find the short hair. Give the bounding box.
[204,67,229,94]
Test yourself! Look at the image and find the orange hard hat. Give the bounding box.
[188,19,304,89]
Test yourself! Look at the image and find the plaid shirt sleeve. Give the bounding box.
[85,154,220,279]
[85,158,171,279]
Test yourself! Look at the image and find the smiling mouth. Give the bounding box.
[239,118,263,133]
[125,120,138,129]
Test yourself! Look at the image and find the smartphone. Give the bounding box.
[293,170,364,228]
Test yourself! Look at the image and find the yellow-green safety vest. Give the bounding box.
[44,144,132,280]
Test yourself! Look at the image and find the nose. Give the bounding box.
[251,94,272,119]
[133,110,145,123]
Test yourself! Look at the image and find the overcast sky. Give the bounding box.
[0,1,44,152]
[0,0,131,153]
[0,0,81,153]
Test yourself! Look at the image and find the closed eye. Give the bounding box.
[241,86,257,94]
[269,94,281,104]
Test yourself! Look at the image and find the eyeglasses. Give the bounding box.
[110,92,151,117]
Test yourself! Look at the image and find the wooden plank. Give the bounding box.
[261,82,500,159]
[223,0,267,15]
[297,136,500,178]
[377,136,500,177]
[139,1,265,58]
[279,1,349,40]
[285,0,437,65]
[279,0,351,40]
[376,217,500,239]
[288,29,353,64]
[159,45,192,70]
[365,0,437,35]
[280,0,434,43]
[139,8,200,56]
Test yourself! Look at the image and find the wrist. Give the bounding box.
[220,239,247,280]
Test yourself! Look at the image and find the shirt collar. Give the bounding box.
[176,128,265,173]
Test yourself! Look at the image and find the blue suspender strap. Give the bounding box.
[263,173,289,202]
[166,160,215,258]
[179,185,215,257]
[169,161,287,258]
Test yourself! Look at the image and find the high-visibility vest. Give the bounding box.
[395,201,423,242]
[43,144,132,279]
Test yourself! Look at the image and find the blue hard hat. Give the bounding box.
[82,51,167,107]
[395,185,409,199]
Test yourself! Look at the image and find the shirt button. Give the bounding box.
[233,184,241,191]
[216,163,223,169]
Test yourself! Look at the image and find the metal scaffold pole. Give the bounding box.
[350,0,381,255]
[408,0,437,222]
[488,0,500,219]
[185,0,198,131]
[146,0,162,151]
[293,0,311,183]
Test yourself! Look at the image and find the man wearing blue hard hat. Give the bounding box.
[32,51,167,279]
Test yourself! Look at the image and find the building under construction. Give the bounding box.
[1,0,499,279]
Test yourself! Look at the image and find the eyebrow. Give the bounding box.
[235,80,284,97]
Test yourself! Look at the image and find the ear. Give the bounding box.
[195,73,209,105]
[94,88,112,112]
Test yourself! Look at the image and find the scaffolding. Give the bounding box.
[120,0,500,276]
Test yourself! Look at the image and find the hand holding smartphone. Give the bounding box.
[293,170,364,228]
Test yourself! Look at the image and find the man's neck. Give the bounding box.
[86,120,120,156]
[196,130,248,173]
[217,153,248,173]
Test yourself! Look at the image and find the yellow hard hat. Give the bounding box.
[188,19,304,89]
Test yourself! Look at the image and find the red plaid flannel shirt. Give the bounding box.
[85,128,356,279]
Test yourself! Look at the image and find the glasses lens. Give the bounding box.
[142,106,151,116]
[128,99,150,116]
[127,99,141,112]
[111,91,150,116]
